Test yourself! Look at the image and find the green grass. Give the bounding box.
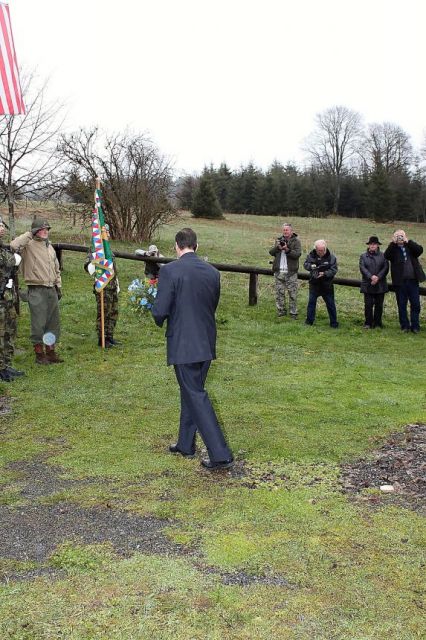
[0,211,425,639]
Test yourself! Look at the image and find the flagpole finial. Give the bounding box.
[95,177,101,190]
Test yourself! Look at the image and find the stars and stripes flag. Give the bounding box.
[90,189,115,291]
[0,2,24,115]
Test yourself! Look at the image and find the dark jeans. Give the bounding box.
[174,361,232,462]
[394,280,421,330]
[306,288,338,327]
[364,293,385,327]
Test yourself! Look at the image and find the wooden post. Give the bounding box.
[248,272,258,306]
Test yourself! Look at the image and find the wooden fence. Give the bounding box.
[53,243,426,306]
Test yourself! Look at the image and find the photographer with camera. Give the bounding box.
[269,223,301,318]
[304,239,338,328]
[384,229,425,333]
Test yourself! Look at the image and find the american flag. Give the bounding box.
[0,2,24,115]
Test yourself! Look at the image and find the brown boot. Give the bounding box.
[34,344,49,365]
[45,345,64,364]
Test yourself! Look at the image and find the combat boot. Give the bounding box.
[5,366,25,378]
[106,335,121,346]
[45,345,64,364]
[34,344,49,365]
[0,368,15,382]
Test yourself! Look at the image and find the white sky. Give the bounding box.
[11,0,426,174]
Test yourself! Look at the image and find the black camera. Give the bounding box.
[278,235,287,248]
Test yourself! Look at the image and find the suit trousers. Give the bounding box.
[173,361,232,462]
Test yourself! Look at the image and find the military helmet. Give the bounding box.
[31,218,51,233]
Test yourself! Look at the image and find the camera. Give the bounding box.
[278,235,287,248]
[396,235,404,242]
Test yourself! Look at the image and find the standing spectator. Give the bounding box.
[0,218,24,381]
[384,229,425,333]
[152,228,233,471]
[135,244,163,280]
[304,239,338,328]
[359,235,389,329]
[269,223,301,318]
[85,223,120,348]
[10,218,63,364]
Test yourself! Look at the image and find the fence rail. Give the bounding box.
[53,243,426,306]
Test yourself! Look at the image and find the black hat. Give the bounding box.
[366,235,381,245]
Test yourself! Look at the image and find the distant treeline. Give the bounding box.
[177,161,426,222]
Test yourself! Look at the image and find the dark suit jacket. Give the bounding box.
[152,251,220,365]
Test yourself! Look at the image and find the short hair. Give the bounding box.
[282,222,292,229]
[314,239,327,250]
[175,228,197,250]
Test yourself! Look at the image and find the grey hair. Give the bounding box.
[314,239,327,249]
[282,222,293,229]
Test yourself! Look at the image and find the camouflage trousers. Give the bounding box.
[94,283,118,338]
[0,300,17,369]
[274,271,299,317]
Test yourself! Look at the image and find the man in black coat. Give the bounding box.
[359,235,389,329]
[303,239,339,328]
[384,229,425,333]
[152,228,233,470]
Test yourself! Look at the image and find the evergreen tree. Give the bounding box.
[191,175,223,219]
[367,167,394,221]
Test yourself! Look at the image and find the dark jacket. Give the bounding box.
[152,251,220,366]
[383,240,425,286]
[269,233,302,274]
[304,248,338,293]
[359,249,389,294]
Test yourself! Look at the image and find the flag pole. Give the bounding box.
[95,177,105,349]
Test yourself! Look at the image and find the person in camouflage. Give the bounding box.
[84,224,120,348]
[269,223,302,318]
[0,218,25,381]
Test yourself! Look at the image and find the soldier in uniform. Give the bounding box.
[10,218,63,364]
[84,223,120,348]
[0,217,24,381]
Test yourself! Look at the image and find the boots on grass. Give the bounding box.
[45,345,64,364]
[0,368,15,382]
[34,343,49,365]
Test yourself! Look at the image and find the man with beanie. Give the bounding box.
[11,218,63,364]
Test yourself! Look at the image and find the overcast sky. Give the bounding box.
[11,0,425,174]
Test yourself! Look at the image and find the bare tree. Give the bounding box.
[58,127,176,241]
[361,122,413,174]
[0,70,65,237]
[304,105,363,214]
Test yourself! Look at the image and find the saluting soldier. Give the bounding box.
[0,217,24,381]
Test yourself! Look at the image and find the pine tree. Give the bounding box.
[191,175,224,219]
[367,167,394,221]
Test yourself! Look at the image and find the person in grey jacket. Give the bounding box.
[269,223,301,318]
[359,235,389,329]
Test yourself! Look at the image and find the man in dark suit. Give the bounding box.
[152,228,233,470]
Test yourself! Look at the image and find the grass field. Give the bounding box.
[0,209,425,639]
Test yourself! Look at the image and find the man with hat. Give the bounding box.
[359,236,389,329]
[10,218,63,364]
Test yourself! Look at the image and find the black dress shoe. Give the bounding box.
[411,328,420,334]
[169,444,195,458]
[201,457,234,470]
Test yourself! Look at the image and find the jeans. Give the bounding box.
[394,280,421,330]
[306,288,338,327]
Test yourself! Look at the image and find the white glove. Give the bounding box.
[14,253,22,266]
[6,278,13,288]
[87,263,96,275]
